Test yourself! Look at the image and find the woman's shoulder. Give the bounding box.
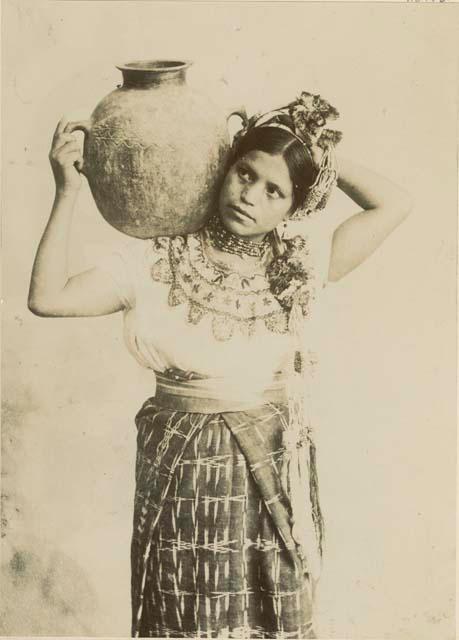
[150,230,200,250]
[94,231,200,310]
[119,230,198,263]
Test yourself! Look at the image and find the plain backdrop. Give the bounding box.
[1,1,457,638]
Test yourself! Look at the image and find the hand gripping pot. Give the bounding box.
[68,60,245,238]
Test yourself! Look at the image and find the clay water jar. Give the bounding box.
[69,60,242,238]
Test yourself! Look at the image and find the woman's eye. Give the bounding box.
[266,185,281,199]
[237,166,251,181]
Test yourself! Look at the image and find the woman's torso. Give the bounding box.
[101,229,297,390]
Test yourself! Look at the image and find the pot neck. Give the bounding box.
[117,61,190,88]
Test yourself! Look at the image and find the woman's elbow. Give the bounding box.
[27,294,55,317]
[398,189,414,219]
[28,297,46,316]
[387,183,414,219]
[378,190,413,226]
[374,186,413,220]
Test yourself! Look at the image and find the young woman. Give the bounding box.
[28,93,412,638]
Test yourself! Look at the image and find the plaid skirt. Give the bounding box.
[131,399,319,639]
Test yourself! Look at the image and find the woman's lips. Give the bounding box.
[229,205,254,221]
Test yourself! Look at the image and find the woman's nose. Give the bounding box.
[241,184,259,205]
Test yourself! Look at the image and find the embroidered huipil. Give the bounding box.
[98,225,330,385]
[99,231,300,396]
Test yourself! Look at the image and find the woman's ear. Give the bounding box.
[278,218,288,240]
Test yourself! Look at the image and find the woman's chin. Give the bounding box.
[220,211,253,237]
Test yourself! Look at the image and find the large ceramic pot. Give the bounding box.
[69,60,243,238]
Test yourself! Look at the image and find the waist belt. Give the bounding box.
[154,369,288,413]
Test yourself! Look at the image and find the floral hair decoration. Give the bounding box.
[233,91,343,219]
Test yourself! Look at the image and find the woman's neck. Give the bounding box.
[201,217,273,277]
[205,214,271,259]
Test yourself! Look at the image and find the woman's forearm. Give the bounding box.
[28,189,78,312]
[327,156,413,282]
[336,155,413,212]
[28,118,127,318]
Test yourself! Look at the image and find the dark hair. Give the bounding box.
[229,125,317,214]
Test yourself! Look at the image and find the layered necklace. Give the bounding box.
[204,214,271,259]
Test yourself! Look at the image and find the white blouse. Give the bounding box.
[98,223,331,393]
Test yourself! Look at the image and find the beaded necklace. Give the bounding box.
[205,214,271,259]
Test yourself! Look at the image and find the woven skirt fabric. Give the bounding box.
[131,400,318,639]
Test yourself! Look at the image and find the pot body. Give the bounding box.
[80,61,232,238]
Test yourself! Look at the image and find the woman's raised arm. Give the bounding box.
[328,157,413,282]
[28,118,125,317]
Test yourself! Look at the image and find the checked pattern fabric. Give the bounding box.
[131,400,318,638]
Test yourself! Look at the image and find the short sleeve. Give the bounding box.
[97,240,150,309]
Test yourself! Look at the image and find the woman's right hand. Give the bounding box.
[49,117,84,194]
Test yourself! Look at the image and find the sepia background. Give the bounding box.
[2,1,457,638]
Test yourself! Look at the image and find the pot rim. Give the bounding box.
[115,59,193,73]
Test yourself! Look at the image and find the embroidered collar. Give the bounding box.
[150,232,290,341]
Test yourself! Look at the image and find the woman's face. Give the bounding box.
[218,150,294,242]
